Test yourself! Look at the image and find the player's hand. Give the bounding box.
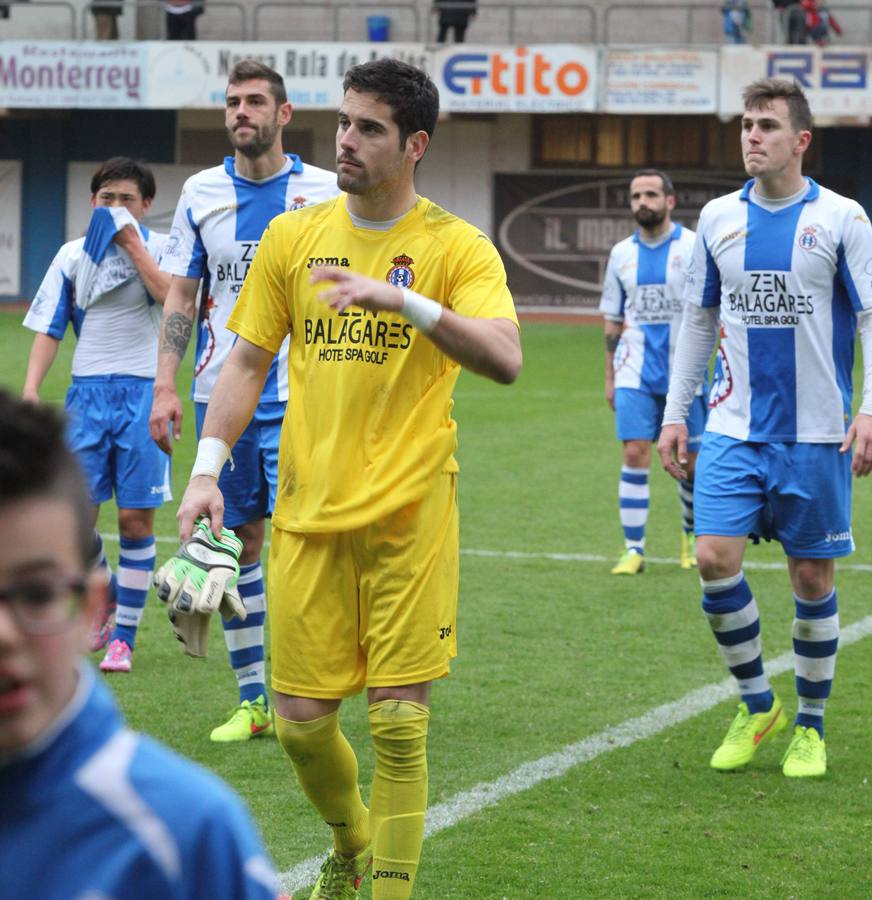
[21,387,40,405]
[177,475,225,540]
[150,383,183,455]
[153,517,246,657]
[113,223,142,252]
[658,423,689,481]
[841,412,872,477]
[605,380,615,411]
[311,267,403,315]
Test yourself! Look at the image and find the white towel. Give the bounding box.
[75,206,142,311]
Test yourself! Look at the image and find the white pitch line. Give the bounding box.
[101,534,872,574]
[278,614,872,894]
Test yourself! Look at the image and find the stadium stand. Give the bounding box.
[1,0,870,44]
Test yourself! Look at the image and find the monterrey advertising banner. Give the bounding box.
[0,42,145,107]
[494,172,743,311]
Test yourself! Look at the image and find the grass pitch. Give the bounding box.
[2,308,872,898]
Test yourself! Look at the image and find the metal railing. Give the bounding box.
[422,2,596,44]
[0,0,869,45]
[80,0,247,40]
[0,0,77,38]
[254,1,420,42]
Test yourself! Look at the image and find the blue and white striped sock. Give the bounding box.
[678,479,694,534]
[702,572,774,714]
[111,535,156,650]
[223,562,267,707]
[793,589,839,738]
[619,465,648,553]
[91,529,117,614]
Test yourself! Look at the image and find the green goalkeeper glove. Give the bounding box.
[153,517,246,657]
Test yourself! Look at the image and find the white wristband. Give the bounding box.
[401,288,443,334]
[190,437,231,480]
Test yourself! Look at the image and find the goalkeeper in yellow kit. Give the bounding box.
[174,58,522,899]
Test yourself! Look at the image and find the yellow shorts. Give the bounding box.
[268,473,459,699]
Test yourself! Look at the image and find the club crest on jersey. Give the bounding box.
[386,254,415,288]
[709,345,733,409]
[798,227,817,250]
[194,295,217,378]
[288,195,309,211]
[671,255,683,271]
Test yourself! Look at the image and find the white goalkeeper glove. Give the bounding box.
[153,517,246,657]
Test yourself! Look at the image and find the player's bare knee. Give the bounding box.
[695,538,742,581]
[789,558,834,600]
[623,440,651,469]
[117,507,154,541]
[368,682,431,707]
[234,519,265,565]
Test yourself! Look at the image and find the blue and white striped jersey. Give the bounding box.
[23,228,167,378]
[599,223,698,395]
[687,178,872,442]
[161,154,340,403]
[0,667,278,900]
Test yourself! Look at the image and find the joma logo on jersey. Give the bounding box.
[307,257,350,268]
[716,228,746,249]
[373,870,410,881]
[798,227,817,250]
[386,254,416,288]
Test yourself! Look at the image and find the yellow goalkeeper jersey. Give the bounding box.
[227,195,518,533]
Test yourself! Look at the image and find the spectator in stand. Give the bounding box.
[433,0,477,43]
[771,0,806,43]
[802,0,842,45]
[165,0,204,40]
[722,0,752,44]
[91,1,122,40]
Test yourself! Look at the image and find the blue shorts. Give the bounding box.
[66,375,171,509]
[615,388,707,452]
[195,400,283,529]
[694,433,854,558]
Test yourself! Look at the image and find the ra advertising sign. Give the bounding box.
[433,44,597,112]
[720,45,871,117]
[495,172,742,311]
[603,48,717,113]
[0,43,146,108]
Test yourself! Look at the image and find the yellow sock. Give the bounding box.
[368,700,430,899]
[275,709,369,856]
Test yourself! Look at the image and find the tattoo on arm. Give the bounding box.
[605,333,620,353]
[161,312,193,358]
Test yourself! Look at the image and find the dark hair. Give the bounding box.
[90,157,156,201]
[227,59,288,106]
[342,58,439,148]
[631,169,675,197]
[742,77,813,133]
[0,391,92,567]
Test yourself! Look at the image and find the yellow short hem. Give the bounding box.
[272,661,452,701]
